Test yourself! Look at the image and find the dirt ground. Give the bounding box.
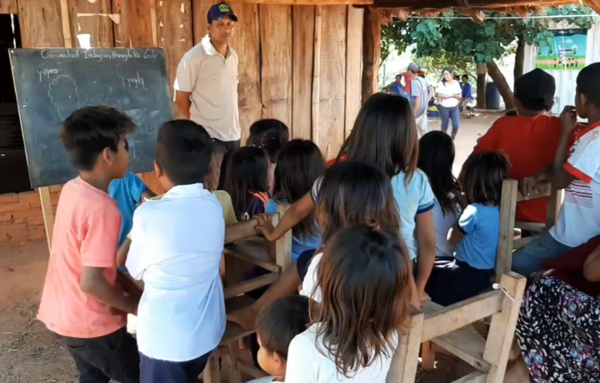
[0,113,498,383]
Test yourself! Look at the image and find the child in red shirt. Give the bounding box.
[471,69,562,223]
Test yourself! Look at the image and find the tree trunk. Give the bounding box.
[514,35,525,87]
[487,61,515,110]
[361,8,381,103]
[476,64,487,109]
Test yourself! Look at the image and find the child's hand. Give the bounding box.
[255,214,276,241]
[560,105,578,135]
[518,177,542,199]
[420,291,431,302]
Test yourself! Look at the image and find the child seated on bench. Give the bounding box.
[224,146,271,220]
[266,139,325,262]
[285,225,411,383]
[513,63,600,276]
[248,296,310,383]
[425,152,509,306]
[469,69,562,225]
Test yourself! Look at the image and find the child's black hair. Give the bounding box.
[314,225,411,377]
[155,120,214,185]
[256,296,310,359]
[273,139,325,240]
[224,146,270,218]
[418,131,462,215]
[462,152,509,206]
[577,63,600,107]
[247,119,290,163]
[338,93,418,182]
[60,106,135,171]
[513,68,555,112]
[462,74,469,80]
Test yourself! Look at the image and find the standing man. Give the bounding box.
[174,2,239,188]
[407,62,431,136]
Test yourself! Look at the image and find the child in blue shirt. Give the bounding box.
[109,172,155,247]
[265,139,325,262]
[425,152,509,306]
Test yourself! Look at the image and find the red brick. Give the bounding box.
[0,222,27,232]
[0,202,31,213]
[27,216,45,226]
[27,226,47,240]
[18,192,40,203]
[7,229,29,241]
[0,194,19,203]
[0,213,12,222]
[12,209,43,220]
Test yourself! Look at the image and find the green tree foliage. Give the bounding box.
[381,6,593,67]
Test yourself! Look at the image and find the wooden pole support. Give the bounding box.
[387,312,424,383]
[361,7,380,103]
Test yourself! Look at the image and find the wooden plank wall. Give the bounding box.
[11,0,364,160]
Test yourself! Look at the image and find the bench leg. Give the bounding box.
[386,313,424,383]
[421,341,436,371]
[203,355,221,383]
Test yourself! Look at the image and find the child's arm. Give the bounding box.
[117,238,131,268]
[448,223,466,247]
[256,192,316,241]
[80,267,138,314]
[526,106,579,192]
[583,244,600,282]
[415,211,435,300]
[449,205,476,247]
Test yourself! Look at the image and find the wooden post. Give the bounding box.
[35,0,75,251]
[387,312,424,383]
[496,180,517,281]
[311,5,322,143]
[361,7,380,104]
[482,272,526,383]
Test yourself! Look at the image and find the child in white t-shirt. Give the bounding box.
[286,225,411,383]
[126,121,225,382]
[247,296,310,383]
[514,62,600,276]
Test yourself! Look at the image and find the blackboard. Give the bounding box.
[9,48,173,188]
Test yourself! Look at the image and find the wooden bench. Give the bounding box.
[496,179,562,280]
[420,179,562,373]
[388,272,526,383]
[203,204,293,383]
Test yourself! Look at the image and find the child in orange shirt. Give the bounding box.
[37,106,140,382]
[470,68,561,224]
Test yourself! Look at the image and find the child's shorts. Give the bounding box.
[139,350,213,383]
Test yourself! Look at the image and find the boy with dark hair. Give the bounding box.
[125,120,226,382]
[470,69,567,224]
[514,63,600,275]
[37,106,140,383]
[250,296,310,383]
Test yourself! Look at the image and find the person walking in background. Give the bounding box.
[436,68,462,140]
[407,63,431,136]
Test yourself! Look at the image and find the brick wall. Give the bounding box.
[0,186,61,244]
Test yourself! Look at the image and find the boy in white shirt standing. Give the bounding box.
[126,120,225,382]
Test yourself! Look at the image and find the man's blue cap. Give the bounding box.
[207,2,238,24]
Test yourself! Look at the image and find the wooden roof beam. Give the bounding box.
[372,0,577,9]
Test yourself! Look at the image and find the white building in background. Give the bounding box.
[523,15,600,114]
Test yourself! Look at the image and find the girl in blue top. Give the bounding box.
[425,152,509,306]
[265,140,325,262]
[229,94,433,331]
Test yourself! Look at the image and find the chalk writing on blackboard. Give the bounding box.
[120,72,147,90]
[37,69,59,82]
[48,75,80,120]
[40,49,165,62]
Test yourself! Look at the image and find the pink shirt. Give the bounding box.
[38,177,127,338]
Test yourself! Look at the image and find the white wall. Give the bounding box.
[524,15,600,114]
